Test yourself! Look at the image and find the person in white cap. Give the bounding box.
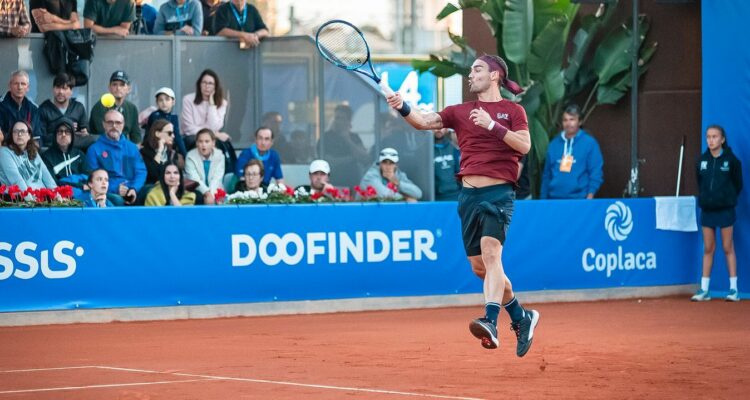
[295,159,334,195]
[139,87,187,156]
[359,147,422,202]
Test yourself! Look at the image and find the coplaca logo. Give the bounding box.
[604,201,633,241]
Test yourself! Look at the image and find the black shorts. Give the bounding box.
[457,184,515,257]
[701,207,736,228]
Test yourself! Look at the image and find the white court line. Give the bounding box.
[0,366,98,373]
[0,379,214,395]
[0,365,485,400]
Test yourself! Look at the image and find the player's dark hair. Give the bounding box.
[706,124,728,149]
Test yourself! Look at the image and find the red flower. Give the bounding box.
[55,185,74,199]
[215,188,227,203]
[386,181,398,193]
[311,192,324,201]
[7,185,21,199]
[0,184,6,195]
[38,188,55,201]
[366,186,377,196]
[21,187,34,199]
[285,186,295,196]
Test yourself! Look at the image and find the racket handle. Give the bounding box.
[379,80,395,97]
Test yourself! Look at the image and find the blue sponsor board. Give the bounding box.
[0,199,700,313]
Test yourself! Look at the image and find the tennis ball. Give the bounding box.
[101,93,116,108]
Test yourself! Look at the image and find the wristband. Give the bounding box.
[491,121,509,140]
[398,102,411,117]
[487,120,495,131]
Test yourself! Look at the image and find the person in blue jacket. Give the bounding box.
[541,104,603,199]
[235,126,283,186]
[85,109,146,206]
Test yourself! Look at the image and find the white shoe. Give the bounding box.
[726,289,740,302]
[691,289,711,301]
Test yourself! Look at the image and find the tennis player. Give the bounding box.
[386,55,540,356]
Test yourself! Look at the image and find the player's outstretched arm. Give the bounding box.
[385,92,443,131]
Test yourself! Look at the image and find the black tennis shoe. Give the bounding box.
[510,310,540,357]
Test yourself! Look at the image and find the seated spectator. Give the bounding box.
[41,119,89,188]
[30,0,80,33]
[131,0,157,34]
[83,0,135,37]
[180,69,236,171]
[284,129,317,164]
[155,0,203,36]
[0,0,31,37]
[82,168,113,207]
[38,73,89,148]
[433,128,460,201]
[360,148,422,202]
[89,70,141,144]
[214,0,268,49]
[541,104,604,199]
[145,161,196,206]
[140,119,184,184]
[295,159,334,195]
[0,121,57,190]
[232,158,265,195]
[141,87,187,156]
[236,127,283,186]
[200,0,221,35]
[185,128,224,205]
[1,71,43,145]
[85,110,146,206]
[318,104,369,187]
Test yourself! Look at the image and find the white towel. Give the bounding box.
[654,196,698,232]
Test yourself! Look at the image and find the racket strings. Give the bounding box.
[317,25,368,68]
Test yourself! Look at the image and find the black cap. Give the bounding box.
[55,118,74,133]
[110,70,130,84]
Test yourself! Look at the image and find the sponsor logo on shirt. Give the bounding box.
[496,113,509,120]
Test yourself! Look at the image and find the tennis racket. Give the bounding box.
[315,20,395,97]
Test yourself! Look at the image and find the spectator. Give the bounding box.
[0,121,56,190]
[89,70,141,144]
[140,119,184,184]
[0,127,4,147]
[131,0,157,34]
[41,119,89,188]
[180,69,236,170]
[318,104,369,187]
[141,87,187,156]
[200,0,221,35]
[155,0,203,36]
[540,104,603,199]
[185,128,224,205]
[691,125,743,302]
[214,0,268,49]
[38,73,90,148]
[0,0,31,37]
[360,148,422,202]
[82,168,113,207]
[284,129,316,164]
[29,0,80,33]
[433,128,460,201]
[85,109,146,206]
[236,127,283,186]
[233,158,265,194]
[295,159,334,195]
[83,0,135,37]
[145,161,196,206]
[0,71,43,145]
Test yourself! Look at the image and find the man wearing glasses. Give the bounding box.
[89,70,141,143]
[0,71,43,145]
[85,110,146,205]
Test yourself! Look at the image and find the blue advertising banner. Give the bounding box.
[0,199,700,313]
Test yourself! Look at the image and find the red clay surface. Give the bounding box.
[1,297,749,399]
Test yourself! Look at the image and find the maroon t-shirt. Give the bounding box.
[438,100,529,183]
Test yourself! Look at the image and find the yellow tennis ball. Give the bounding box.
[101,93,116,108]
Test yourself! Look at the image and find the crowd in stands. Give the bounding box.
[0,1,606,205]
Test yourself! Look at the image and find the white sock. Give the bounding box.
[701,277,710,292]
[730,277,738,291]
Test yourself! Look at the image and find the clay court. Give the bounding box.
[1,297,748,399]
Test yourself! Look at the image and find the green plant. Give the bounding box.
[413,0,657,195]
